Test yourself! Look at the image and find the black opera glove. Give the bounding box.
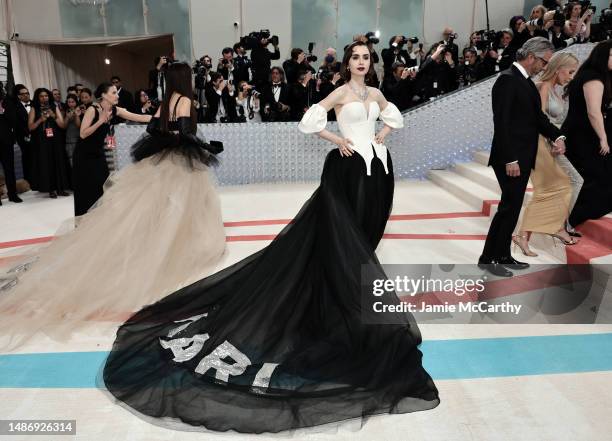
[177,117,224,155]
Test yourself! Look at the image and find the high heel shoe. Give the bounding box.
[512,235,538,257]
[549,233,578,245]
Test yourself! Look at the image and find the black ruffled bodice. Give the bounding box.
[131,117,223,168]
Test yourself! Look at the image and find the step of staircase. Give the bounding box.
[473,150,490,166]
[453,162,500,192]
[427,169,499,212]
[577,218,612,251]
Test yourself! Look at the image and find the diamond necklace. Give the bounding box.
[348,81,369,101]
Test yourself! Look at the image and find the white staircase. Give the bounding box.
[427,151,562,262]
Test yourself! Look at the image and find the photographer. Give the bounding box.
[381,62,418,111]
[482,29,516,75]
[415,43,458,101]
[148,55,169,101]
[233,42,252,84]
[135,89,156,116]
[260,66,291,122]
[381,36,415,78]
[321,48,341,74]
[564,1,594,40]
[314,68,341,120]
[457,48,488,87]
[235,81,262,123]
[217,47,235,84]
[250,32,281,89]
[204,71,237,123]
[509,16,530,49]
[283,48,314,85]
[289,70,316,121]
[524,5,554,39]
[441,28,460,65]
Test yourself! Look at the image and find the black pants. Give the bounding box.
[568,153,612,227]
[0,141,17,197]
[17,139,33,184]
[481,164,531,259]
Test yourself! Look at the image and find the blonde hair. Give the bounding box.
[530,4,547,20]
[539,52,579,83]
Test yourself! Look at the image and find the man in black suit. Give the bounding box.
[111,76,134,122]
[479,37,565,277]
[260,67,291,122]
[0,84,22,203]
[441,27,460,66]
[204,72,237,123]
[250,36,280,90]
[10,84,33,186]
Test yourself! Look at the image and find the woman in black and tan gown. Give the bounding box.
[0,63,225,344]
[103,41,439,434]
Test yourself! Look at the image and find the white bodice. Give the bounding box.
[298,100,404,175]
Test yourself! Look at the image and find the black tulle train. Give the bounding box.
[102,147,440,433]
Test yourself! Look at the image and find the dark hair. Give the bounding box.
[388,36,399,47]
[222,47,233,55]
[572,40,612,104]
[565,1,580,19]
[135,88,149,103]
[290,48,304,60]
[341,41,376,85]
[65,93,79,107]
[233,42,243,52]
[110,75,121,82]
[269,66,285,82]
[32,88,55,115]
[509,15,526,32]
[209,71,223,84]
[12,84,28,100]
[94,82,113,100]
[80,87,92,97]
[74,83,83,88]
[159,62,196,133]
[463,48,477,57]
[67,86,77,94]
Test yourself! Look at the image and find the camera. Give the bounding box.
[240,30,279,50]
[392,36,419,47]
[365,31,379,45]
[315,68,333,81]
[441,33,457,54]
[553,8,566,27]
[579,1,596,13]
[404,66,419,75]
[306,42,318,63]
[525,18,544,27]
[474,29,498,51]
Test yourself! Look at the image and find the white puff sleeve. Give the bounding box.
[379,102,404,129]
[298,104,328,134]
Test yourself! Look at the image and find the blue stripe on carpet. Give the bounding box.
[1,333,611,388]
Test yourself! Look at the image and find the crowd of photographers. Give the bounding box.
[174,1,610,122]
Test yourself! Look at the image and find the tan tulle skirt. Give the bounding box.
[0,153,226,345]
[520,136,572,234]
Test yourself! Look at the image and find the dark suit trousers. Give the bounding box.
[0,140,17,196]
[482,164,531,259]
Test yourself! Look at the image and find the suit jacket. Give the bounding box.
[117,88,134,112]
[204,86,237,123]
[10,100,30,144]
[489,65,563,169]
[0,99,16,145]
[260,83,291,121]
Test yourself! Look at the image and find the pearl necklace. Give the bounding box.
[348,82,369,101]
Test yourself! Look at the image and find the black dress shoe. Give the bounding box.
[57,191,69,197]
[49,192,57,199]
[498,256,530,270]
[478,257,514,277]
[567,230,582,238]
[8,195,23,203]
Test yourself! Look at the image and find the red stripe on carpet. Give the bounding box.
[0,236,54,249]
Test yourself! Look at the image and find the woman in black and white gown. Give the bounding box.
[103,42,439,433]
